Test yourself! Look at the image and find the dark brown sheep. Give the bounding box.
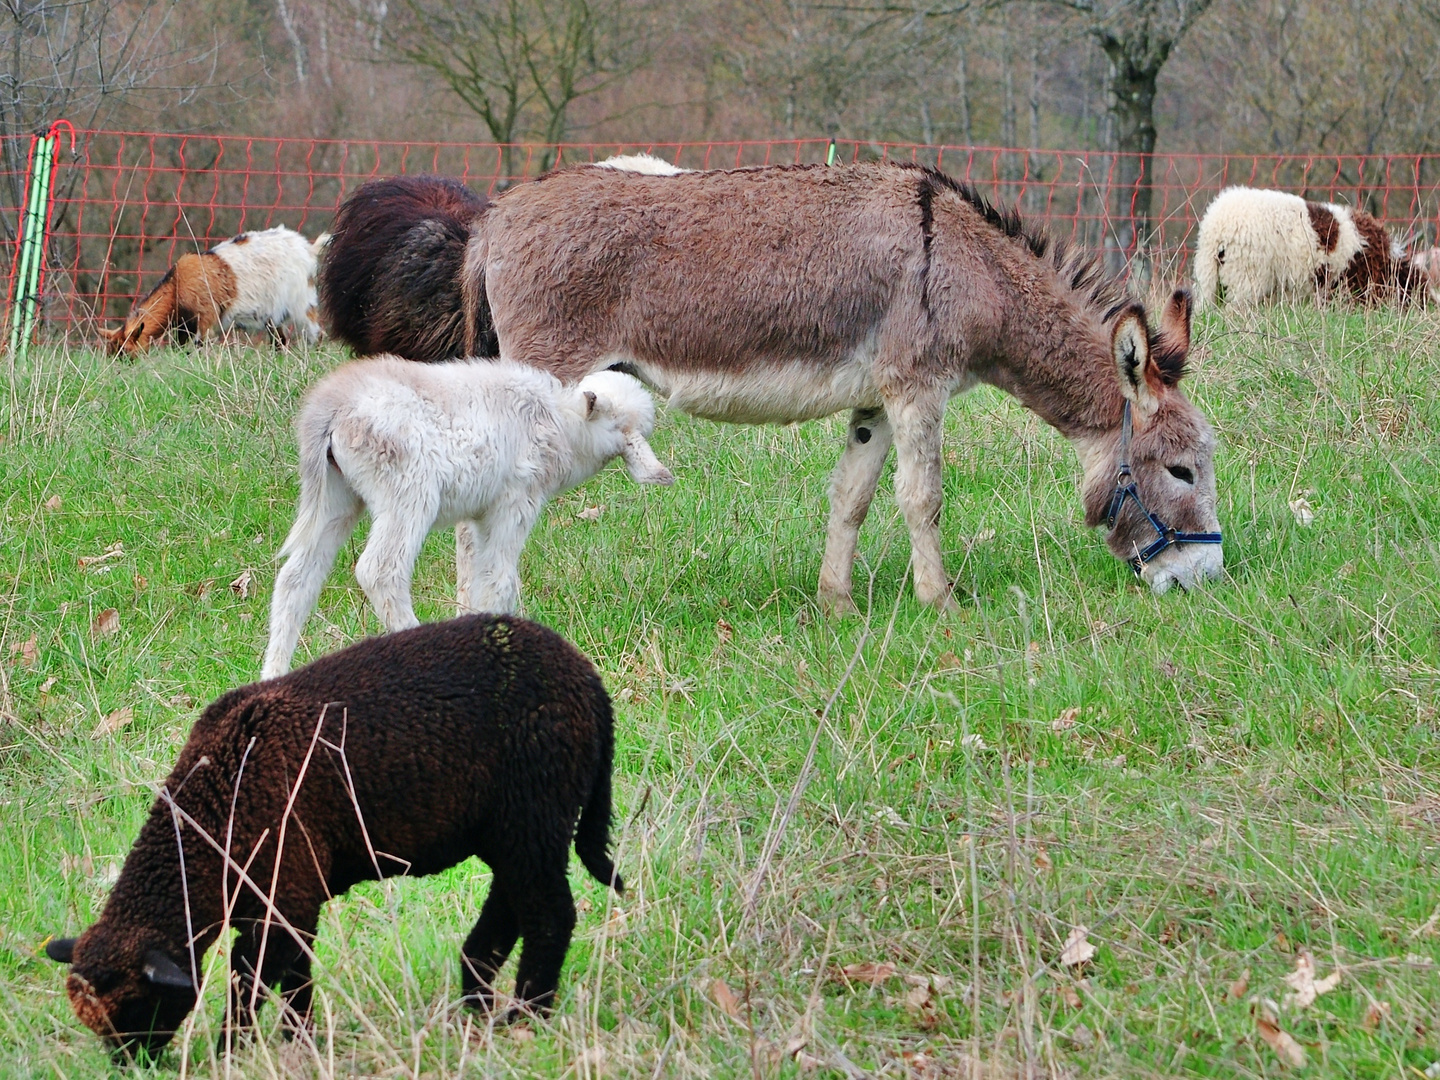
[45,615,621,1059]
[318,175,498,362]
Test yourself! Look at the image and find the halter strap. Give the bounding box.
[1106,400,1223,573]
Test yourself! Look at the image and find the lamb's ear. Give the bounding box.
[142,950,193,991]
[45,937,77,964]
[1112,303,1162,421]
[583,390,598,419]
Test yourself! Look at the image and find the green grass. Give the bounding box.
[1,304,1438,1078]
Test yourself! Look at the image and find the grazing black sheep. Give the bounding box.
[319,175,498,362]
[45,615,621,1059]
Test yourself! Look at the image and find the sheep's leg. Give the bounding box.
[354,511,431,632]
[454,519,489,615]
[222,919,316,1051]
[457,497,540,615]
[817,407,894,615]
[262,488,361,679]
[460,881,521,1013]
[508,869,576,1018]
[888,391,956,611]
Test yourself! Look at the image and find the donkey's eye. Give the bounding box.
[1167,465,1195,485]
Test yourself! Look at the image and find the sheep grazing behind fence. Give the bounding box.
[44,615,622,1058]
[99,226,325,355]
[1194,186,1433,307]
[318,156,688,363]
[261,359,672,679]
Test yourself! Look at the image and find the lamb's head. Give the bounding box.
[45,929,196,1059]
[1080,290,1224,595]
[98,318,146,357]
[572,370,674,486]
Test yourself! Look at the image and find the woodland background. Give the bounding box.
[6,0,1440,159]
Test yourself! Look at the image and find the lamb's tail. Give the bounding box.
[277,410,346,564]
[574,688,624,894]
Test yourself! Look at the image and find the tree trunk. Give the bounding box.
[1099,36,1162,267]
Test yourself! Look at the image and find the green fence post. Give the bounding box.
[6,126,63,362]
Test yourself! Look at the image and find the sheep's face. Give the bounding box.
[46,932,196,1059]
[99,319,146,356]
[577,371,675,486]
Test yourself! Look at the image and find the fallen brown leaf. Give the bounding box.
[1158,919,1179,946]
[1065,1023,1095,1050]
[1059,983,1082,1009]
[577,505,603,521]
[508,1025,535,1043]
[39,675,58,695]
[904,981,941,1030]
[1227,969,1250,1001]
[9,636,38,667]
[794,1051,823,1072]
[1254,1002,1307,1067]
[710,978,742,1018]
[133,573,148,591]
[195,579,214,599]
[1060,926,1097,968]
[1363,1000,1390,1030]
[95,706,133,736]
[91,608,120,638]
[230,569,254,599]
[716,618,733,645]
[43,494,62,512]
[835,961,898,985]
[936,651,963,670]
[1034,846,1054,872]
[1052,706,1080,732]
[1283,949,1341,1009]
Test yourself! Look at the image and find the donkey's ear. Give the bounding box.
[583,390,598,419]
[1152,288,1192,387]
[1112,304,1162,421]
[45,937,77,964]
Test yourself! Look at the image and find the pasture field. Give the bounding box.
[1,305,1438,1078]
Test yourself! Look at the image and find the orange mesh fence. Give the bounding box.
[5,129,1440,343]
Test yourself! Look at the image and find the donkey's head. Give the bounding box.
[1081,289,1223,594]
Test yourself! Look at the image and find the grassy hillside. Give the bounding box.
[1,305,1437,1078]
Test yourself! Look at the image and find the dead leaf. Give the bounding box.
[79,541,125,570]
[903,982,940,1030]
[1059,983,1082,1009]
[508,1025,535,1043]
[716,618,733,645]
[132,573,148,591]
[39,675,58,695]
[1254,1002,1307,1067]
[1282,949,1341,1009]
[43,494,62,512]
[1065,1023,1094,1050]
[95,706,133,736]
[711,978,742,1018]
[835,961,897,986]
[1227,969,1250,1001]
[1363,1000,1391,1030]
[795,1051,823,1071]
[1288,495,1315,528]
[9,636,38,667]
[1034,846,1054,872]
[577,505,603,521]
[195,579,214,599]
[229,569,253,599]
[91,608,120,638]
[1274,931,1291,953]
[576,896,593,914]
[1060,926,1097,968]
[1052,706,1080,732]
[936,651,963,670]
[1158,919,1179,945]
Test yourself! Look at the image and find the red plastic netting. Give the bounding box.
[5,130,1440,342]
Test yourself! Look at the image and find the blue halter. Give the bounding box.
[1106,400,1223,574]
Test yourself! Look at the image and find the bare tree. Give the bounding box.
[389,0,651,175]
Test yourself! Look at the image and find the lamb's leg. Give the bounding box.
[888,391,955,611]
[508,868,577,1018]
[455,519,489,615]
[354,511,431,632]
[460,881,521,1014]
[223,917,317,1051]
[262,488,361,679]
[456,497,540,614]
[818,407,894,615]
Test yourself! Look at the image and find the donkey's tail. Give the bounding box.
[574,689,624,894]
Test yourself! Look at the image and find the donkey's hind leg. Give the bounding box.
[888,392,956,611]
[818,407,894,614]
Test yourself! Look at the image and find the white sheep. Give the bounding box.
[262,359,672,678]
[101,225,325,354]
[1194,186,1431,307]
[591,153,689,175]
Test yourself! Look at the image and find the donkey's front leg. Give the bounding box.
[818,408,894,614]
[889,393,955,611]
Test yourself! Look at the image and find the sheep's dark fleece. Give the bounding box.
[45,615,620,1058]
[319,175,498,361]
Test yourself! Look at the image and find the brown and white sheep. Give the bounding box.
[100,226,325,355]
[1194,186,1434,307]
[45,615,622,1059]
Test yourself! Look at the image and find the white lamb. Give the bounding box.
[591,153,689,175]
[262,359,673,679]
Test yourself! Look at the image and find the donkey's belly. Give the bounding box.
[617,352,883,425]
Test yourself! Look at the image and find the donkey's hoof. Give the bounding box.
[819,591,859,617]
